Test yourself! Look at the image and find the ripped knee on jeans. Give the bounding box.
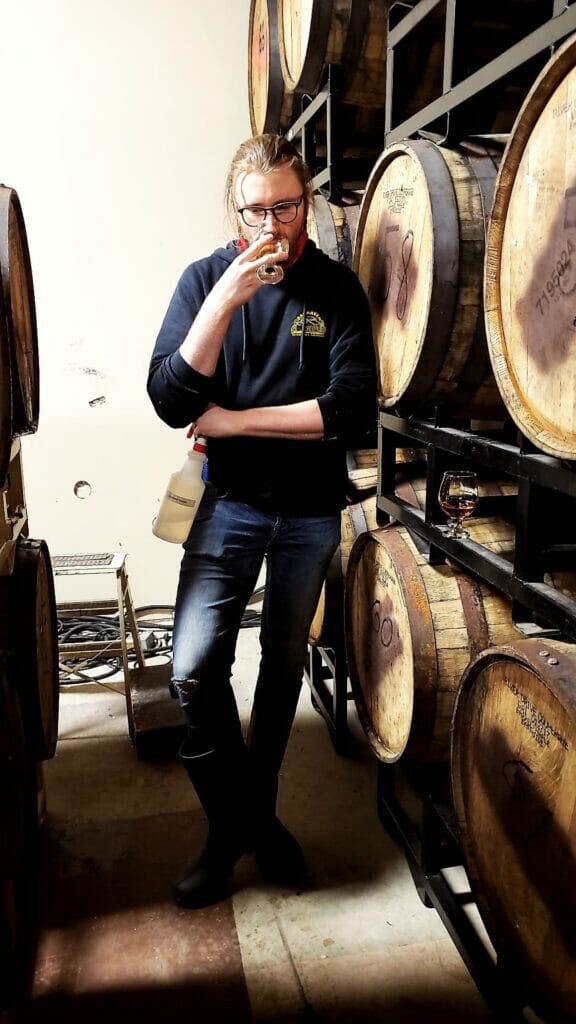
[168,675,199,708]
[170,676,200,702]
[171,676,216,755]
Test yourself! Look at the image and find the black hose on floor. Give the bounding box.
[57,603,261,683]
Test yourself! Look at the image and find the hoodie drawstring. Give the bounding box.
[299,301,306,370]
[242,300,307,371]
[241,305,248,364]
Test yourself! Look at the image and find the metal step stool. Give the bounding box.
[53,553,187,758]
[52,552,145,684]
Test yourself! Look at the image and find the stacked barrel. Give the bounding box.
[248,4,576,1020]
[248,0,392,267]
[0,186,59,1012]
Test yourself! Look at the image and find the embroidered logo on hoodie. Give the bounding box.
[290,311,326,338]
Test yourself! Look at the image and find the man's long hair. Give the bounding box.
[225,133,313,238]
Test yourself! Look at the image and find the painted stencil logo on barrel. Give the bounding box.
[503,674,568,750]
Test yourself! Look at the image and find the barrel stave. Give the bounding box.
[451,638,576,1018]
[309,495,378,648]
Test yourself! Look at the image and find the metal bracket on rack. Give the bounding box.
[378,763,541,1023]
[304,642,350,756]
[286,63,345,202]
[285,62,380,202]
[377,410,576,640]
[385,0,576,145]
[370,5,576,1019]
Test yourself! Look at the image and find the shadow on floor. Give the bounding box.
[6,685,489,1024]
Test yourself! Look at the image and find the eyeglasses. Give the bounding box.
[237,195,304,227]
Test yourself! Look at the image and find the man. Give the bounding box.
[148,133,376,908]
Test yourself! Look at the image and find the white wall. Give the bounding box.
[0,0,252,605]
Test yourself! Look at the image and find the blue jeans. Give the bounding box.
[171,486,341,796]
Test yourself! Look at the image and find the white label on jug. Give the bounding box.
[166,491,198,508]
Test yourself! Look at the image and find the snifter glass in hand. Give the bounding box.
[253,229,289,285]
[438,471,479,539]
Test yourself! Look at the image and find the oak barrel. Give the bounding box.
[309,446,428,648]
[277,0,389,108]
[248,0,296,135]
[345,524,519,763]
[308,195,362,268]
[451,638,576,1019]
[345,445,428,505]
[353,139,504,417]
[484,33,576,459]
[0,538,59,760]
[351,447,424,470]
[0,186,39,437]
[345,455,378,502]
[309,494,378,649]
[0,258,10,487]
[0,662,37,1008]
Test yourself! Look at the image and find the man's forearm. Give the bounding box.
[178,235,289,377]
[178,290,234,377]
[193,400,325,439]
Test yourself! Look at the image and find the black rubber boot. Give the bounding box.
[247,701,306,886]
[175,745,254,909]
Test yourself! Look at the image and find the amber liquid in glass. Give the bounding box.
[438,495,478,521]
[253,231,289,284]
[438,471,479,538]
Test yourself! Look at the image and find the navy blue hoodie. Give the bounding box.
[147,238,376,515]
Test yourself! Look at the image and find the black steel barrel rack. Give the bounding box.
[295,0,576,756]
[292,1,576,1020]
[376,410,576,1022]
[385,0,576,146]
[373,3,576,1021]
[377,410,576,640]
[286,62,383,203]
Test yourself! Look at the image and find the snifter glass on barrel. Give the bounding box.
[438,470,479,539]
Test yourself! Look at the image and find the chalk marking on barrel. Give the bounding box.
[396,230,414,320]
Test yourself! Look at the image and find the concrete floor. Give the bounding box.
[13,628,501,1023]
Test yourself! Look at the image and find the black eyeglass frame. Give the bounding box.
[237,195,305,227]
